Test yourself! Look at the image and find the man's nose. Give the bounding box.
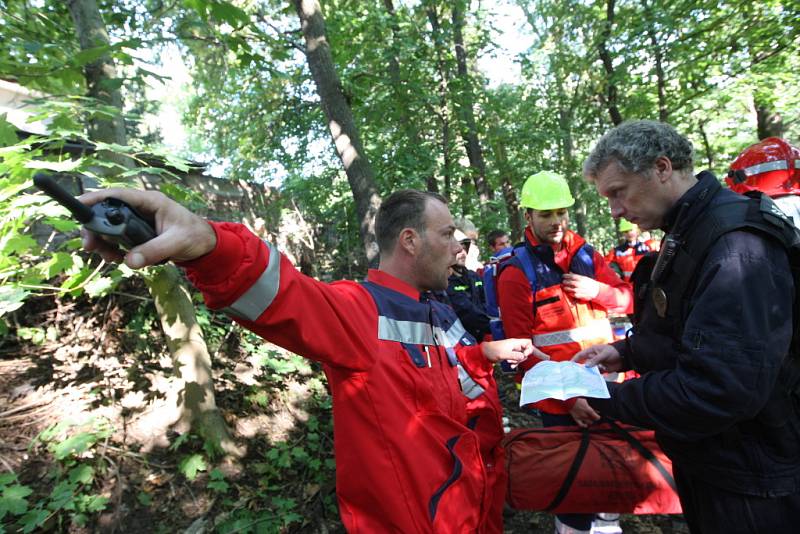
[610,202,625,218]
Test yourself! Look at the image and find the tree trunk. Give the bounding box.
[145,267,239,455]
[451,1,491,206]
[67,0,129,168]
[598,0,623,126]
[427,6,452,202]
[292,0,382,265]
[490,136,523,241]
[754,95,784,139]
[67,0,236,455]
[697,120,714,169]
[642,0,668,122]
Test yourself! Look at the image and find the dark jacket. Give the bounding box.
[590,171,800,496]
[447,266,490,340]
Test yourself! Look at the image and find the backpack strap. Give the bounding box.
[513,245,539,293]
[662,192,798,327]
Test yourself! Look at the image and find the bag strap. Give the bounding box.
[606,419,677,492]
[544,428,591,511]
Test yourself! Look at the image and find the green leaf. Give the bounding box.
[137,492,152,507]
[68,465,94,485]
[17,327,45,345]
[84,275,116,297]
[52,431,97,460]
[0,473,16,486]
[78,494,108,513]
[0,286,29,316]
[209,1,250,25]
[48,480,76,510]
[42,217,79,232]
[39,252,75,279]
[2,235,37,256]
[0,115,18,147]
[178,454,206,481]
[19,508,49,533]
[25,159,82,172]
[169,432,190,451]
[0,484,32,515]
[207,479,229,493]
[72,45,111,67]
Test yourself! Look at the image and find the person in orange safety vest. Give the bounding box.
[496,171,633,534]
[605,218,651,281]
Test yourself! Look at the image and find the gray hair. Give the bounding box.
[583,120,694,180]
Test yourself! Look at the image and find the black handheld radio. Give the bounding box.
[33,174,157,249]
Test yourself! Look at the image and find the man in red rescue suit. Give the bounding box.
[78,187,545,533]
[496,171,633,534]
[605,218,650,281]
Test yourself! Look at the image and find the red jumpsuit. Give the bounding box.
[181,222,495,533]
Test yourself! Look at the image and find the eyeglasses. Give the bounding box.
[460,239,473,251]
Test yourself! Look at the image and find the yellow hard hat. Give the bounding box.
[618,218,636,232]
[520,171,575,211]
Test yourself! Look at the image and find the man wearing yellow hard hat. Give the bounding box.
[494,171,633,534]
[605,218,651,282]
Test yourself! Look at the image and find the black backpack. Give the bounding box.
[632,188,800,403]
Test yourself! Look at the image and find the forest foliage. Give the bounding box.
[1,0,799,531]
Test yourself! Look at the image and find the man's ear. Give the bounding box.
[653,156,674,183]
[523,210,532,225]
[397,227,419,255]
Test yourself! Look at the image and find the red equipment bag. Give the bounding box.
[504,420,682,514]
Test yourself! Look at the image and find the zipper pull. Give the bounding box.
[424,346,432,368]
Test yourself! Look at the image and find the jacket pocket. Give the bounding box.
[428,432,486,532]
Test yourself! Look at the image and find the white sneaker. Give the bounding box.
[554,517,592,534]
[590,513,622,534]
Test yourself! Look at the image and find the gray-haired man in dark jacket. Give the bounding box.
[575,120,800,534]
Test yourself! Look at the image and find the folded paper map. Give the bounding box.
[519,360,610,406]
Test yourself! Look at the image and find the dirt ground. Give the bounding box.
[0,289,687,533]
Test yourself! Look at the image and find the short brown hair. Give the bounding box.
[376,190,447,254]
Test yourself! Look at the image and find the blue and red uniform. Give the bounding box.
[180,222,500,533]
[606,240,651,281]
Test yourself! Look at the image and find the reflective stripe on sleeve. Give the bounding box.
[532,320,613,347]
[458,364,485,400]
[221,241,281,321]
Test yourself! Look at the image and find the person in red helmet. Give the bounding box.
[726,137,800,226]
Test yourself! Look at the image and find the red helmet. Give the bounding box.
[727,137,800,197]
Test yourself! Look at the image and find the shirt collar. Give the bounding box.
[366,269,420,300]
[661,170,720,232]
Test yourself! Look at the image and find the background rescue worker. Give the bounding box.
[576,120,800,534]
[444,229,491,340]
[726,137,800,226]
[605,218,650,281]
[455,217,483,272]
[78,187,546,533]
[639,230,661,252]
[486,229,512,257]
[496,171,632,534]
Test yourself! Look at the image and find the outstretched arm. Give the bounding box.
[79,188,216,267]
